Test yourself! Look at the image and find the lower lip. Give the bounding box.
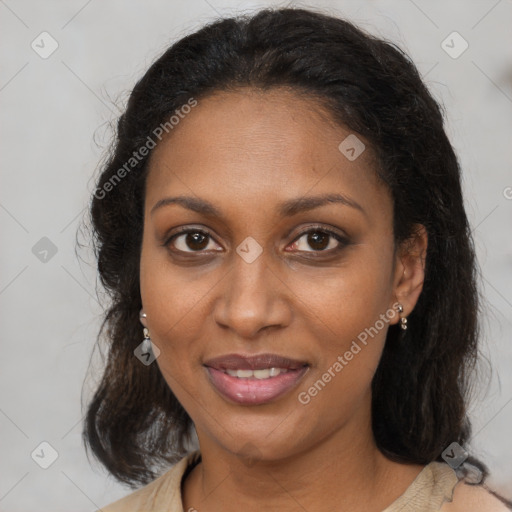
[205,366,308,405]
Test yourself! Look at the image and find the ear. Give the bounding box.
[389,224,428,326]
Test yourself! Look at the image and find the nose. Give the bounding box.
[213,248,293,339]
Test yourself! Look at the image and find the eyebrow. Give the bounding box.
[150,193,366,218]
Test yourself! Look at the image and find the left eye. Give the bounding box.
[289,230,345,252]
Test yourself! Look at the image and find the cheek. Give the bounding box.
[292,252,393,383]
[139,246,226,399]
[141,271,210,357]
[140,261,210,410]
[140,234,214,332]
[294,252,392,334]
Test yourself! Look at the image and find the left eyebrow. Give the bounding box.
[278,193,366,218]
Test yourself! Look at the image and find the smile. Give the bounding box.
[203,353,309,405]
[223,368,289,379]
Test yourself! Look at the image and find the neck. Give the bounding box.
[182,401,423,512]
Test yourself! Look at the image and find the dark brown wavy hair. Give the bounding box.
[81,6,504,500]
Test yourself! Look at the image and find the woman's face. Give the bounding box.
[140,88,413,462]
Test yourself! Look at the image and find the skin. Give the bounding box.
[139,87,432,511]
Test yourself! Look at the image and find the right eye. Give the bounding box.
[165,228,223,253]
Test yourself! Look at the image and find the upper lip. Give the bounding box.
[204,353,308,371]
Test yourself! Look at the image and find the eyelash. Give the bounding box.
[163,225,349,256]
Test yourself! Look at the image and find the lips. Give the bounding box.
[203,353,309,405]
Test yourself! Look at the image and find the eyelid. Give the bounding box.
[291,224,347,240]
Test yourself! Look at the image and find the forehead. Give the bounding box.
[145,88,390,221]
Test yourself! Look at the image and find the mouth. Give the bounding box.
[203,353,309,405]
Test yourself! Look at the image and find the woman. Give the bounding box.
[83,7,511,511]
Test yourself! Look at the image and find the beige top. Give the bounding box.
[99,451,461,512]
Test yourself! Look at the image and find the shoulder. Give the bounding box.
[97,451,200,512]
[441,481,512,512]
[383,460,511,512]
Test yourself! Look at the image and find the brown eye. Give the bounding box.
[167,229,222,253]
[307,232,330,250]
[184,232,209,250]
[289,228,347,253]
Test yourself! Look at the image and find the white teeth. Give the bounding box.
[224,368,288,379]
[235,369,253,378]
[253,369,270,379]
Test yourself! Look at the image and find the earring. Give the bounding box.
[396,303,408,330]
[141,327,152,354]
[139,310,152,353]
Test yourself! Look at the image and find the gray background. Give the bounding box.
[1,0,511,510]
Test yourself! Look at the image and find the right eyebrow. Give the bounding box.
[150,196,221,217]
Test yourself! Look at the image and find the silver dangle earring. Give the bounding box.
[139,310,152,354]
[396,303,408,330]
[142,327,152,354]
